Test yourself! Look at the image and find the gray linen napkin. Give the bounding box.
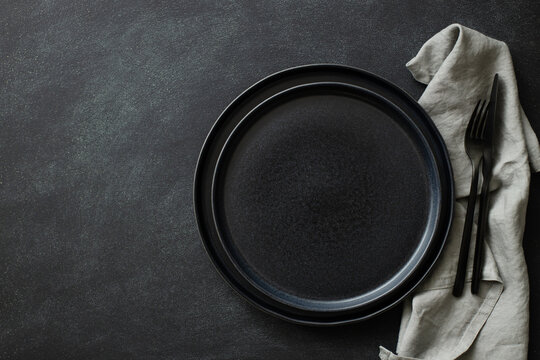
[379,24,540,360]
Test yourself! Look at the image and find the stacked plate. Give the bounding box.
[194,64,453,325]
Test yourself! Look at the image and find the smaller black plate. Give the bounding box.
[194,65,453,325]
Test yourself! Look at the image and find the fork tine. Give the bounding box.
[478,101,490,140]
[473,100,488,139]
[466,100,482,138]
[471,100,485,139]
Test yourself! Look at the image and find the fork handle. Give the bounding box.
[471,163,492,294]
[453,159,481,297]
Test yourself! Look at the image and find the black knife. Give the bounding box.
[471,74,499,294]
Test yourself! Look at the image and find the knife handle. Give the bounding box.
[471,163,492,294]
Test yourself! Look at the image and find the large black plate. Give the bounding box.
[194,64,453,325]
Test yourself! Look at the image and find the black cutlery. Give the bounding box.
[453,99,490,297]
[471,74,500,294]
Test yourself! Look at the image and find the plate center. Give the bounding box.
[218,93,432,301]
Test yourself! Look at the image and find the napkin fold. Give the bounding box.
[379,24,540,360]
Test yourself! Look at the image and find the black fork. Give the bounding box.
[453,100,490,297]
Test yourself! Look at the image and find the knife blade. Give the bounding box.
[471,74,499,294]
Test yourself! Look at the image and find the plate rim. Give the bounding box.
[193,63,454,325]
[210,81,443,311]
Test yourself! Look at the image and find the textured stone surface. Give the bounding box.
[0,1,538,359]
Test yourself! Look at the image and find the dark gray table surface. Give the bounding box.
[1,1,539,359]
